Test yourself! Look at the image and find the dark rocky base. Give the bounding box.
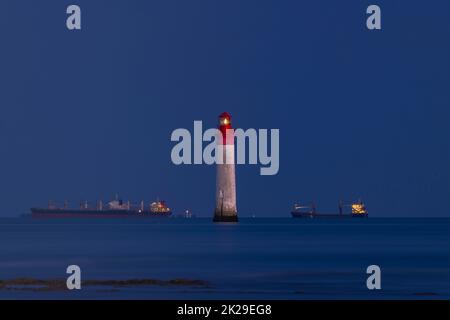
[213,215,238,222]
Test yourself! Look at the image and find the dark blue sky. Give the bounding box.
[1,1,449,217]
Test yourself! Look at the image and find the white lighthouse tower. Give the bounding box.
[213,112,238,222]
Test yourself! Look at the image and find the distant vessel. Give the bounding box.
[291,200,368,218]
[174,210,196,219]
[31,195,172,218]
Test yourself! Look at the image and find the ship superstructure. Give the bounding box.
[31,195,172,218]
[291,200,368,218]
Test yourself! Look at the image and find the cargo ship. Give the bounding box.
[31,195,172,218]
[291,200,368,218]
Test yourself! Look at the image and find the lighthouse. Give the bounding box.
[213,112,238,222]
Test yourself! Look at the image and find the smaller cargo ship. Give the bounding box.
[291,200,368,218]
[31,195,172,218]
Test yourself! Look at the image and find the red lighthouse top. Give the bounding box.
[218,112,232,125]
[218,112,233,145]
[218,112,232,129]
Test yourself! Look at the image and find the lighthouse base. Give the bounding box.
[213,213,238,223]
[213,216,238,222]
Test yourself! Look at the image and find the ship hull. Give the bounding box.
[291,212,368,218]
[31,208,172,218]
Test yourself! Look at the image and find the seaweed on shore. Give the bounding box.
[0,277,210,292]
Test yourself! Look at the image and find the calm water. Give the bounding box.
[0,217,449,299]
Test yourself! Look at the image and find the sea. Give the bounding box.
[0,217,449,300]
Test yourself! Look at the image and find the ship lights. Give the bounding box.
[351,203,367,214]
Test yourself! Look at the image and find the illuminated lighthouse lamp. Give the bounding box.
[220,115,229,125]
